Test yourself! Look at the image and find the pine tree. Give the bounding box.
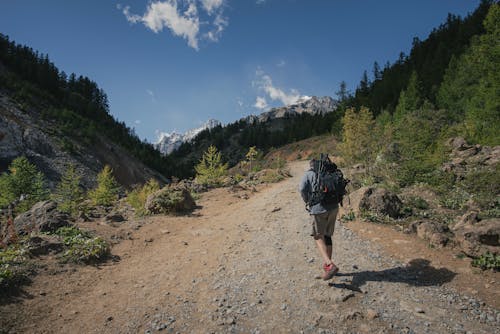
[0,156,48,212]
[195,145,228,186]
[340,107,377,166]
[394,71,423,121]
[88,165,121,206]
[245,146,259,172]
[52,164,83,216]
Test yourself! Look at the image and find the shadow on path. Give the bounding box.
[329,259,456,291]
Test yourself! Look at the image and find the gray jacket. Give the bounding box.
[299,169,338,215]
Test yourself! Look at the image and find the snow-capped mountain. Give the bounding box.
[243,96,338,123]
[155,119,221,155]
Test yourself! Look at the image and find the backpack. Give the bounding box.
[308,153,349,207]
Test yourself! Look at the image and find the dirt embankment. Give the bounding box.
[1,161,499,333]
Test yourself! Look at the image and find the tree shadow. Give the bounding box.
[329,258,456,291]
[0,278,34,306]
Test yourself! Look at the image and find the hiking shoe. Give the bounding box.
[322,263,339,280]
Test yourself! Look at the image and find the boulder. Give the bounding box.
[346,186,402,218]
[454,218,500,258]
[13,201,70,235]
[145,186,196,215]
[105,213,125,223]
[452,211,480,231]
[416,221,450,248]
[26,235,64,255]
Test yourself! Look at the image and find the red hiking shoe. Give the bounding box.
[322,263,339,280]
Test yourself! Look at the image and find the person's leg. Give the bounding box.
[314,236,333,265]
[324,235,333,260]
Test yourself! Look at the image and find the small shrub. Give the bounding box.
[340,210,355,222]
[0,245,30,289]
[127,179,160,216]
[405,196,430,210]
[360,210,395,224]
[440,186,470,210]
[472,252,500,271]
[55,226,109,264]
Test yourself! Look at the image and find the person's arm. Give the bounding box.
[298,172,311,203]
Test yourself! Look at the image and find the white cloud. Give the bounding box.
[277,59,286,67]
[253,69,310,106]
[256,0,266,5]
[201,0,224,14]
[120,0,228,50]
[135,120,142,125]
[254,96,268,110]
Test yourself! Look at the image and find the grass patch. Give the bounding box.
[0,244,31,289]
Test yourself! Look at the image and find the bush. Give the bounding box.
[472,252,500,271]
[0,244,30,289]
[88,165,121,206]
[55,226,109,264]
[127,179,160,216]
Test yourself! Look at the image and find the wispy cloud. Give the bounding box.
[253,68,310,107]
[254,96,268,110]
[277,59,286,67]
[146,89,156,102]
[119,0,228,50]
[135,120,142,125]
[256,0,266,5]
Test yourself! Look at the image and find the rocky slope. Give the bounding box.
[0,93,167,189]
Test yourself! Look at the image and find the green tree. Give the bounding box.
[245,146,259,172]
[52,164,83,216]
[0,156,48,212]
[394,71,423,121]
[339,107,377,166]
[195,145,228,186]
[88,165,120,206]
[438,3,500,145]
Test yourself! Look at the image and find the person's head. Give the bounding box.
[309,159,316,169]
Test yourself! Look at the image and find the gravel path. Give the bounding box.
[142,161,499,334]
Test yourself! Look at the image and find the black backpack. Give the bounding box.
[308,154,349,207]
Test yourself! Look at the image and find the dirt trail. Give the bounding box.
[2,161,499,333]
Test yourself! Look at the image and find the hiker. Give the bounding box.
[299,155,346,280]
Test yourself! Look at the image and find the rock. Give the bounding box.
[454,218,499,258]
[13,201,70,235]
[145,185,196,215]
[347,187,402,218]
[366,309,379,320]
[26,234,64,255]
[105,213,125,223]
[453,211,480,231]
[416,221,450,248]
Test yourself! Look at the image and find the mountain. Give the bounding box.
[244,96,338,124]
[155,119,221,155]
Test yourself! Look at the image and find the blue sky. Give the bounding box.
[0,0,480,143]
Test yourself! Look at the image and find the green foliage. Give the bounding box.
[440,186,471,210]
[127,179,161,216]
[359,210,395,225]
[340,210,356,223]
[339,107,378,166]
[392,109,450,186]
[51,164,83,217]
[462,165,500,209]
[0,156,48,213]
[88,165,121,206]
[0,244,29,288]
[145,187,191,215]
[195,145,228,186]
[245,146,261,172]
[394,71,423,121]
[472,252,500,271]
[405,196,430,210]
[437,3,500,145]
[55,226,109,264]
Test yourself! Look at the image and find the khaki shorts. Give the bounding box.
[311,208,338,238]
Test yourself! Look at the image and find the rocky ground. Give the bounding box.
[1,161,499,333]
